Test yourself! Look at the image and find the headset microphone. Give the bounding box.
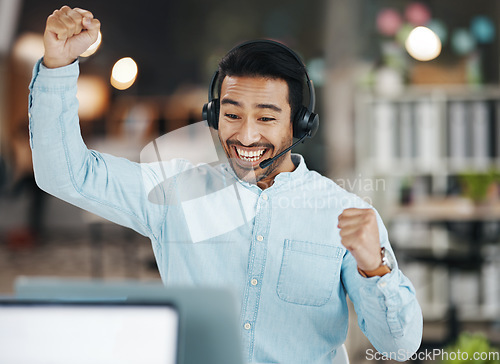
[259,131,310,169]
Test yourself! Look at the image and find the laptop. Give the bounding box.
[13,277,243,364]
[0,299,179,364]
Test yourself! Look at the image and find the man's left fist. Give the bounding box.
[338,208,382,271]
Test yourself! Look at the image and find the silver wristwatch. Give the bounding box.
[381,247,396,271]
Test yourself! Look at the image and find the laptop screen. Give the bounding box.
[0,301,179,364]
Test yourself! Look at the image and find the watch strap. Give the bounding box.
[358,265,391,278]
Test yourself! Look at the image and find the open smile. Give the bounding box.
[232,145,270,167]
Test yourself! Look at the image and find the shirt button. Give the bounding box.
[379,281,387,288]
[244,322,251,330]
[261,193,268,201]
[256,235,264,242]
[251,278,258,286]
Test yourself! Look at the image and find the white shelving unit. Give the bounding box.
[355,86,500,322]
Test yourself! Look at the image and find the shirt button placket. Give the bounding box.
[241,192,270,361]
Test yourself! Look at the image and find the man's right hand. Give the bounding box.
[43,6,100,69]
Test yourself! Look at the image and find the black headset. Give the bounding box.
[202,39,319,139]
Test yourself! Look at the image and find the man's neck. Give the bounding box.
[256,156,297,190]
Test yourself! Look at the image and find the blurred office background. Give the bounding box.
[1,0,500,362]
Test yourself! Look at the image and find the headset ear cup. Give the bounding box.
[205,99,220,129]
[293,106,309,138]
[213,99,220,129]
[308,112,319,138]
[293,106,319,139]
[202,103,209,122]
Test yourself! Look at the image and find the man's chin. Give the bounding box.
[229,161,260,184]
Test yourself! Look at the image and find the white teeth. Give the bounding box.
[236,148,265,161]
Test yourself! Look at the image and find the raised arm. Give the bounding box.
[30,7,167,241]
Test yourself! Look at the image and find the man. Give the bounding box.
[30,6,422,363]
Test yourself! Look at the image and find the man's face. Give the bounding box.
[217,76,295,188]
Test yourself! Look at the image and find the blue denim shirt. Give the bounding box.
[29,59,422,363]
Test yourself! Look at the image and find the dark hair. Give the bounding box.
[217,41,305,122]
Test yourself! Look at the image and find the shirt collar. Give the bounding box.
[221,153,308,191]
[273,154,308,183]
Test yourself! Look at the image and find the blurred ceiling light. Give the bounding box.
[111,57,138,90]
[76,75,110,121]
[405,26,442,61]
[12,32,44,65]
[80,31,102,57]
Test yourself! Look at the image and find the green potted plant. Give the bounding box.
[458,170,500,203]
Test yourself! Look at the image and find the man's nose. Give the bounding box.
[237,119,261,145]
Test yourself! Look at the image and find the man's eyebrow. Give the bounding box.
[256,103,282,112]
[220,99,282,113]
[220,98,241,107]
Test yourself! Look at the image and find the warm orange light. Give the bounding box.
[12,33,44,65]
[405,26,442,61]
[110,57,138,90]
[76,75,110,121]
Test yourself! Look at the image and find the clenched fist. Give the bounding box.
[338,208,382,271]
[43,6,100,69]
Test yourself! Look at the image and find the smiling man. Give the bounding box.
[29,6,422,364]
[219,75,295,187]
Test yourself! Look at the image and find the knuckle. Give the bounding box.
[354,229,365,241]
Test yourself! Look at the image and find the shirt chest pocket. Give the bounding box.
[276,240,344,307]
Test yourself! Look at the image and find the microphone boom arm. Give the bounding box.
[259,132,310,169]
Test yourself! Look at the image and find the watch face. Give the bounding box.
[381,247,396,270]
